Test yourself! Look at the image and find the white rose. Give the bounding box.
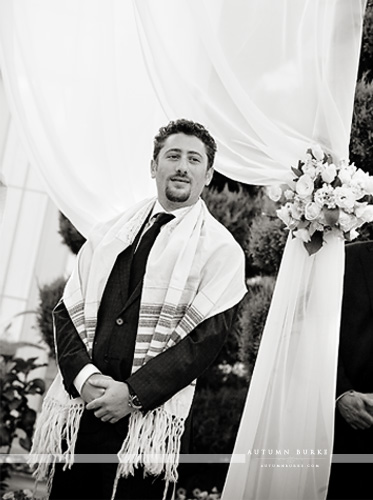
[295,174,314,198]
[365,177,373,195]
[321,163,337,184]
[334,186,356,211]
[311,144,324,161]
[338,211,357,232]
[303,164,317,179]
[338,168,352,185]
[267,185,283,202]
[304,202,321,221]
[356,204,373,223]
[294,228,311,242]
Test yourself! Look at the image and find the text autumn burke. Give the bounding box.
[247,449,328,456]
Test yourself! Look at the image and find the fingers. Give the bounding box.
[88,375,113,389]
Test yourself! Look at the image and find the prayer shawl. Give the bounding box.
[30,197,247,497]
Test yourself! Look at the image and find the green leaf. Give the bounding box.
[25,378,45,395]
[291,166,303,178]
[332,176,342,188]
[323,207,340,226]
[19,435,32,451]
[304,231,324,255]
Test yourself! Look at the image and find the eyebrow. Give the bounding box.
[165,148,203,158]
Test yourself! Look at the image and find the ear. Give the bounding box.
[150,159,157,178]
[205,167,214,186]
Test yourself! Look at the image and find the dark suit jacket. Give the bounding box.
[333,240,373,453]
[54,231,238,449]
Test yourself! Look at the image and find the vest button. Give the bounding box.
[116,318,124,326]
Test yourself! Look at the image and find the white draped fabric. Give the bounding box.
[0,1,366,499]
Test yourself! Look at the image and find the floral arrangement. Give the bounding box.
[267,145,373,255]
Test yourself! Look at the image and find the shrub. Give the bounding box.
[248,216,287,276]
[349,77,373,176]
[358,0,373,82]
[36,277,67,358]
[202,185,264,277]
[0,353,46,453]
[58,212,86,255]
[237,277,275,374]
[192,384,248,455]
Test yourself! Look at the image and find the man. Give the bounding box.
[31,119,246,500]
[327,240,373,500]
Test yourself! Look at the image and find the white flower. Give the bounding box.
[338,212,358,232]
[290,200,304,220]
[295,174,314,198]
[338,167,353,184]
[294,228,311,242]
[284,189,295,200]
[311,144,324,161]
[334,186,356,211]
[267,185,283,202]
[304,202,321,221]
[314,185,336,209]
[276,204,293,227]
[365,177,373,195]
[303,163,317,179]
[350,169,373,199]
[321,163,337,184]
[349,228,360,240]
[355,204,373,223]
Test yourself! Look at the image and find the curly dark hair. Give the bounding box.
[153,119,217,169]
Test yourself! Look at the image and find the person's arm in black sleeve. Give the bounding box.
[126,304,238,411]
[53,299,92,397]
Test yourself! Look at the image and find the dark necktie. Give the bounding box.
[129,212,175,294]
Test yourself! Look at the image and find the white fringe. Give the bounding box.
[111,407,185,500]
[29,393,84,496]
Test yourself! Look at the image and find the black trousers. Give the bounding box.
[50,413,172,500]
[327,413,373,500]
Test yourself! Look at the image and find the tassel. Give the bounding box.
[29,381,84,499]
[111,408,185,500]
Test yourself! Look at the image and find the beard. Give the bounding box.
[165,182,191,203]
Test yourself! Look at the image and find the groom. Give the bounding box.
[34,119,246,500]
[327,240,373,500]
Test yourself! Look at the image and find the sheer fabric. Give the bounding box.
[0,1,366,499]
[0,0,164,236]
[133,0,365,182]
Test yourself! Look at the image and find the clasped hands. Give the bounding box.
[81,373,135,424]
[337,391,373,430]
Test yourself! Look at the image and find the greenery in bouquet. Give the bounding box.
[268,145,373,255]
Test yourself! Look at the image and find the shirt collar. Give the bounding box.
[151,200,196,220]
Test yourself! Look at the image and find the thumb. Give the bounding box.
[361,393,373,407]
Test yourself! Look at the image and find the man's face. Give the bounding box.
[151,133,214,211]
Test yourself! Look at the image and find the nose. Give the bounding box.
[176,156,188,174]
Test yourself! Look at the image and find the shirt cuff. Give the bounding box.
[336,390,355,404]
[73,364,101,395]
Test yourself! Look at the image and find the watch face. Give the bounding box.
[129,393,142,409]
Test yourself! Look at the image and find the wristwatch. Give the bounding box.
[127,387,143,410]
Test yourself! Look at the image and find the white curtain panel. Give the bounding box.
[0,0,165,236]
[0,1,366,499]
[133,0,365,183]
